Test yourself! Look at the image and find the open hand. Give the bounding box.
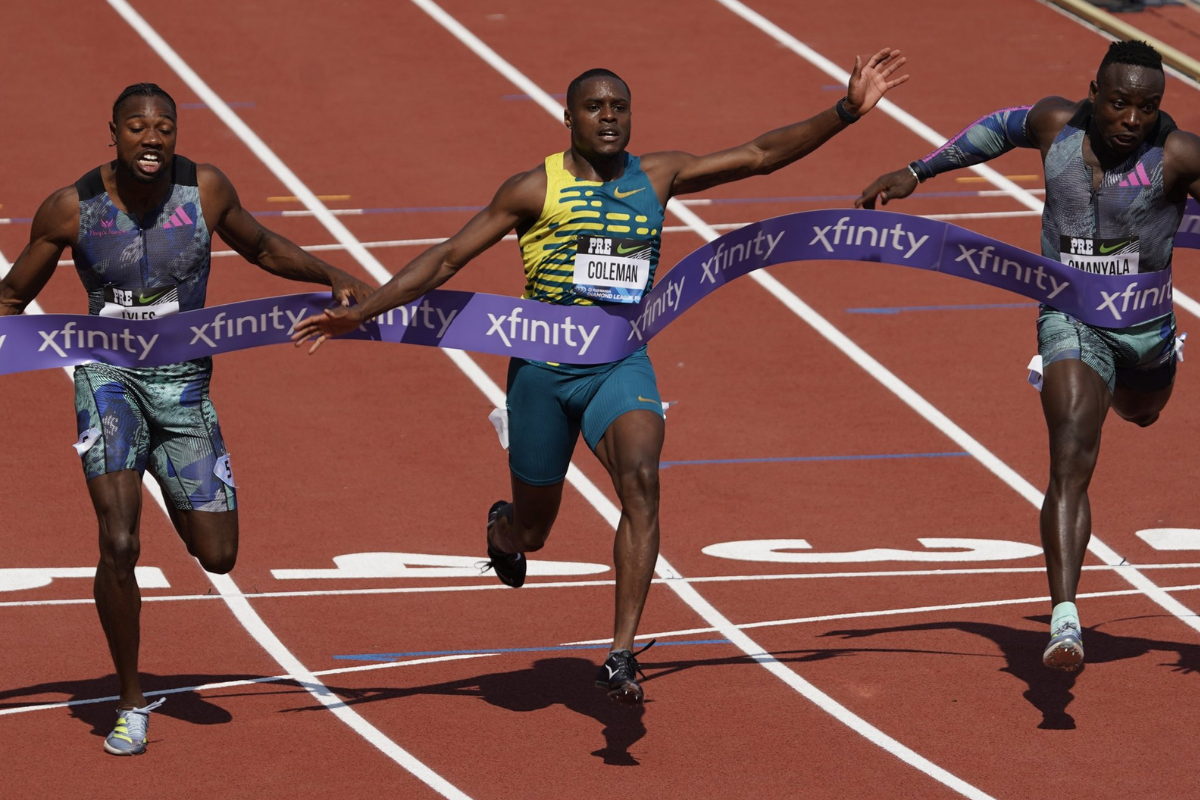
[844,48,909,118]
[291,305,363,354]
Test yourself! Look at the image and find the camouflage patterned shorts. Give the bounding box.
[72,357,236,511]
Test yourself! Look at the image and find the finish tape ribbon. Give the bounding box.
[1,207,1192,376]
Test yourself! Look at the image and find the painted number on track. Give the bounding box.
[0,567,169,593]
[271,551,609,580]
[702,537,1043,564]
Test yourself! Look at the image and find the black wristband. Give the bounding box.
[836,97,860,124]
[907,160,930,183]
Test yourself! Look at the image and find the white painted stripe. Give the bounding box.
[563,582,1200,646]
[409,2,994,797]
[9,561,1200,609]
[0,652,499,717]
[720,0,1200,637]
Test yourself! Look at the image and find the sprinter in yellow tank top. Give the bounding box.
[295,50,909,703]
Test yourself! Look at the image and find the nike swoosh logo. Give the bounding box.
[1098,241,1130,254]
[614,187,643,198]
[617,244,645,255]
[637,395,659,404]
[138,289,169,305]
[606,665,618,678]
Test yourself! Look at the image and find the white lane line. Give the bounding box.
[409,2,994,798]
[8,561,1200,609]
[90,4,476,797]
[715,0,1200,325]
[720,0,1200,637]
[0,652,499,718]
[563,583,1200,645]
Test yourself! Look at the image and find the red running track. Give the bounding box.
[4,1,1200,798]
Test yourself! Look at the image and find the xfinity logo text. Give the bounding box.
[190,306,303,347]
[376,298,459,338]
[38,321,159,361]
[1095,275,1172,322]
[810,217,929,259]
[485,306,600,356]
[700,230,785,284]
[628,276,686,342]
[954,245,1069,299]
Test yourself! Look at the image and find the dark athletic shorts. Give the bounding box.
[505,346,664,486]
[73,357,237,511]
[1037,307,1177,394]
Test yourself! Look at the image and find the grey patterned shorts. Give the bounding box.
[1037,307,1176,394]
[72,357,236,511]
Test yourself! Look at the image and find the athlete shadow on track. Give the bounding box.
[291,657,647,765]
[819,618,1200,731]
[0,672,251,739]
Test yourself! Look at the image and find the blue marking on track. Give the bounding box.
[846,302,1039,315]
[659,452,970,470]
[334,638,731,662]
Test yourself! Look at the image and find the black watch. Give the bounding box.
[836,97,860,124]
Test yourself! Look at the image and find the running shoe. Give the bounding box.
[103,697,165,756]
[482,500,525,588]
[1042,620,1085,672]
[595,640,656,704]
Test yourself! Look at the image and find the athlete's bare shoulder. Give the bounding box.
[32,184,81,246]
[1162,128,1200,191]
[1026,97,1081,147]
[490,161,548,219]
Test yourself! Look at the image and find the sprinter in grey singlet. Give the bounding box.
[857,41,1200,672]
[0,83,371,754]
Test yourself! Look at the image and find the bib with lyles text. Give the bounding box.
[100,284,181,320]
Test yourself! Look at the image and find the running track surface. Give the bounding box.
[3,2,1200,798]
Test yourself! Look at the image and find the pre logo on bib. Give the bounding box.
[572,235,652,303]
[100,285,181,320]
[1060,236,1140,275]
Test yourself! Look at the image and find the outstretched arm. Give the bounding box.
[200,165,373,305]
[0,188,77,316]
[855,97,1073,209]
[290,168,545,353]
[645,48,909,200]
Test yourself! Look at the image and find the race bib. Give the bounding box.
[100,285,181,320]
[572,235,652,304]
[1059,236,1140,276]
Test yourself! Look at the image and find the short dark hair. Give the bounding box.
[1097,40,1163,84]
[112,83,176,120]
[566,69,629,109]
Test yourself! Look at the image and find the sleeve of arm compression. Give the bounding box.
[909,105,1034,182]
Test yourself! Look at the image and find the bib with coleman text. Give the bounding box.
[572,235,653,303]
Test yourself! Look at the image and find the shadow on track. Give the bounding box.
[0,673,253,738]
[819,617,1200,730]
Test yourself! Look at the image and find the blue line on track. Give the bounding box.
[846,302,1039,315]
[659,452,970,469]
[334,638,731,662]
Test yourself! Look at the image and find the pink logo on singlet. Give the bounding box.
[1118,162,1152,188]
[161,206,194,229]
[88,218,122,236]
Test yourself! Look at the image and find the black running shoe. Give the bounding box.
[595,639,656,704]
[482,500,526,588]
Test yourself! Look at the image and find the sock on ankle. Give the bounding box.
[1051,601,1079,632]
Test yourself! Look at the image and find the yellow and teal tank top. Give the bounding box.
[519,152,664,306]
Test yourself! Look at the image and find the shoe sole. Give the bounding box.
[596,679,644,704]
[1042,640,1085,672]
[103,741,146,756]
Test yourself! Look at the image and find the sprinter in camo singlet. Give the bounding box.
[0,83,371,755]
[857,41,1200,672]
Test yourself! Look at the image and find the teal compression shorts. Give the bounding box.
[505,346,664,486]
[1037,307,1176,394]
